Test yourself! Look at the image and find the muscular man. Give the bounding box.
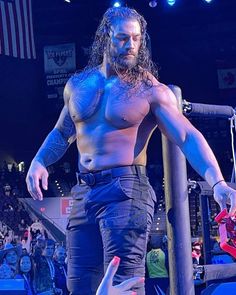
[26,7,236,295]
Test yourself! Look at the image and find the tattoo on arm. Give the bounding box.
[34,112,76,167]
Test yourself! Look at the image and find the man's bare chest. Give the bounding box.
[68,81,150,128]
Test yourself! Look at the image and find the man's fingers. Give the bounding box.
[42,173,48,190]
[26,177,37,200]
[118,277,144,291]
[32,176,43,200]
[228,191,236,216]
[214,191,227,212]
[219,200,227,211]
[27,175,43,200]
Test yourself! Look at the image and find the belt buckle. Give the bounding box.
[87,173,96,186]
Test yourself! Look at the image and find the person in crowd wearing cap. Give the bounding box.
[0,242,22,277]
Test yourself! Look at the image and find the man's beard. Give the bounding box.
[109,52,138,71]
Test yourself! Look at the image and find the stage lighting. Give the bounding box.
[204,0,213,2]
[149,0,157,8]
[64,0,71,3]
[167,0,176,6]
[113,1,121,7]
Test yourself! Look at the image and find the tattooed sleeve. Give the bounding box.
[34,107,76,167]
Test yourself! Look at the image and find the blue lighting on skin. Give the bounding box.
[167,0,176,6]
[113,1,121,7]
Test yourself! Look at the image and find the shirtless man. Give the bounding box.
[26,7,236,295]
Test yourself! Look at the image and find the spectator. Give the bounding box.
[192,242,204,265]
[21,226,32,254]
[146,234,169,294]
[18,219,27,234]
[33,239,62,295]
[54,246,69,295]
[0,243,22,276]
[16,254,35,295]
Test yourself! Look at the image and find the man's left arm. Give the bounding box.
[150,83,236,214]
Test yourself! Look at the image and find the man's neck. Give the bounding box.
[100,55,117,79]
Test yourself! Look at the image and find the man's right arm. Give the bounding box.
[34,106,76,167]
[26,80,76,201]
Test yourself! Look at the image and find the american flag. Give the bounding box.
[0,0,36,59]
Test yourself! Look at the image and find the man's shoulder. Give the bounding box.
[64,68,99,101]
[145,76,177,107]
[142,74,170,102]
[67,68,98,87]
[141,71,167,92]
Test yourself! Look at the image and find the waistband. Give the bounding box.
[77,165,146,186]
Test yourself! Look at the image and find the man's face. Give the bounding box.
[37,239,45,249]
[55,247,66,264]
[43,245,55,258]
[108,18,142,70]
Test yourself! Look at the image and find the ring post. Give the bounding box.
[161,85,195,295]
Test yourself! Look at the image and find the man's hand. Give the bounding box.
[26,160,48,201]
[96,256,144,295]
[213,182,236,216]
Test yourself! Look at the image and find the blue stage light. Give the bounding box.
[204,0,213,3]
[149,0,158,8]
[113,1,121,7]
[167,0,176,6]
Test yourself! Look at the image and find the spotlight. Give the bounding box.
[113,1,121,7]
[167,0,176,6]
[64,0,71,3]
[204,0,213,3]
[149,0,157,8]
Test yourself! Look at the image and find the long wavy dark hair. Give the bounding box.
[81,7,159,87]
[17,254,35,283]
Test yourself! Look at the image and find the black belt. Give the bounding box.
[77,165,146,186]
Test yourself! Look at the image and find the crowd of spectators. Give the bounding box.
[0,161,69,294]
[0,231,68,295]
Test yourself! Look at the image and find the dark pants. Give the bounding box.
[66,165,156,295]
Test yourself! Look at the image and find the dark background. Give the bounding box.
[1,0,236,179]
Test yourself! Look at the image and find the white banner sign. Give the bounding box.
[44,43,76,99]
